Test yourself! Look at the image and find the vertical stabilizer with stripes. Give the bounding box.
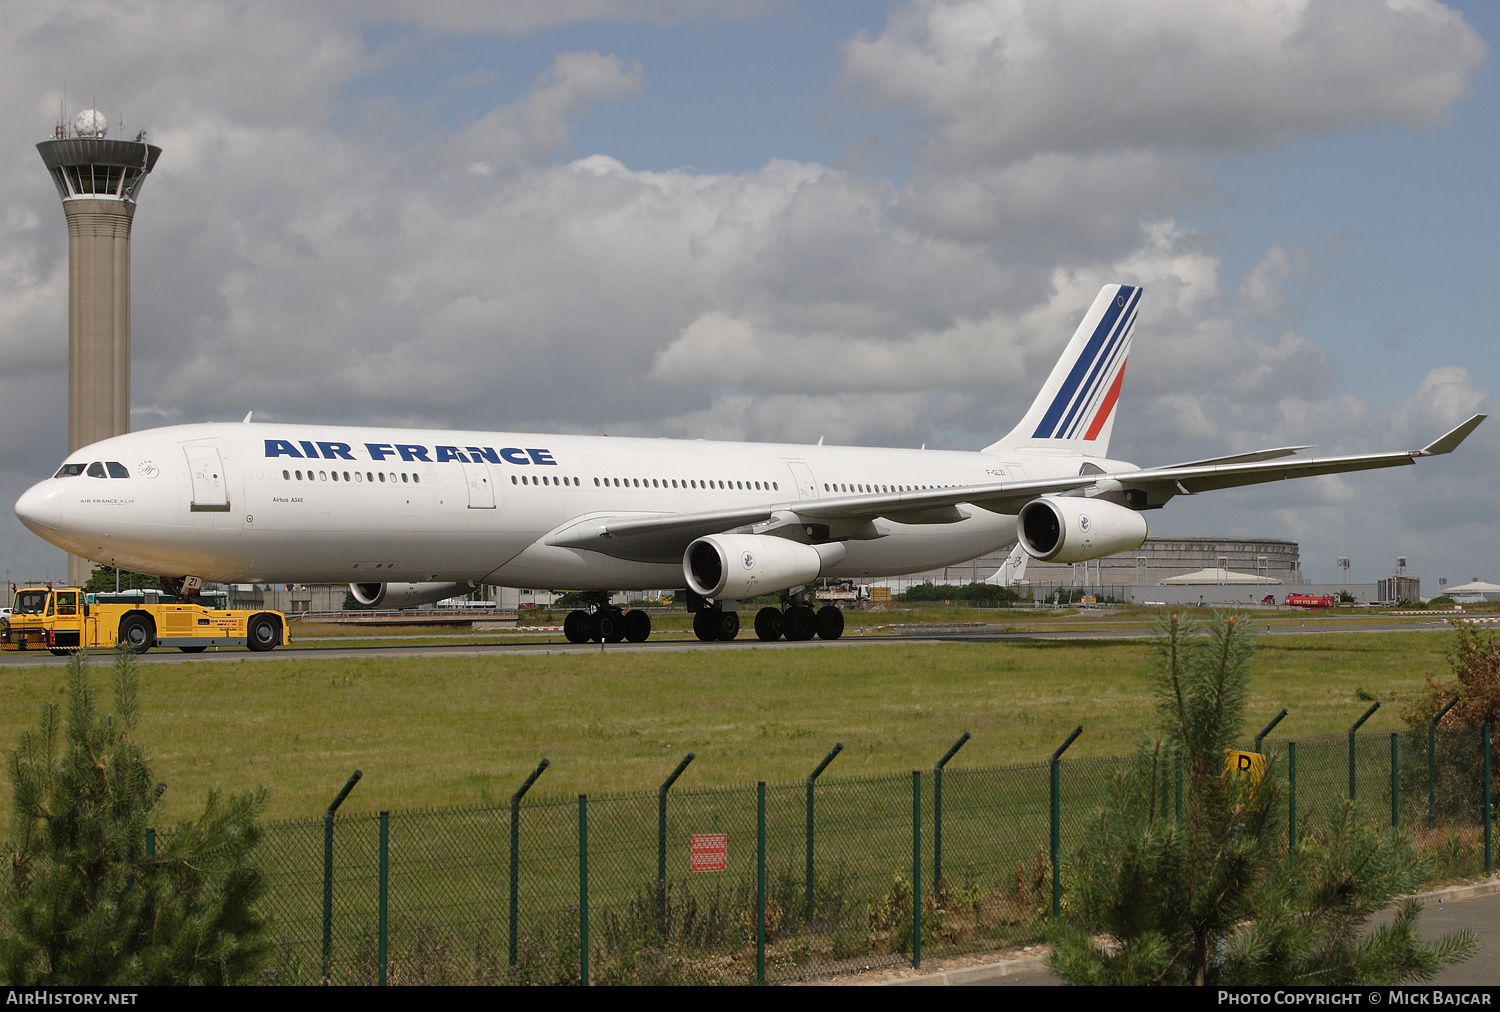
[983,284,1140,458]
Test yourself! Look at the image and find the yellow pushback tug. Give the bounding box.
[2,584,287,655]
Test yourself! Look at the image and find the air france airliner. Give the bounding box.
[14,285,1484,645]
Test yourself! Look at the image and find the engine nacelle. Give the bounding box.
[1016,496,1148,564]
[349,581,477,609]
[684,535,845,600]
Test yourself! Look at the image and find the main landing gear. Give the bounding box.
[692,608,740,642]
[752,603,844,642]
[559,590,845,645]
[686,588,845,643]
[563,593,652,645]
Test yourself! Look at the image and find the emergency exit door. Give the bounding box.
[784,460,819,500]
[461,460,495,508]
[183,444,230,512]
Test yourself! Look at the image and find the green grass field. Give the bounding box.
[0,628,1458,823]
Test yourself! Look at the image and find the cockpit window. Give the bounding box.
[86,461,106,478]
[106,461,129,478]
[12,590,47,614]
[54,463,86,478]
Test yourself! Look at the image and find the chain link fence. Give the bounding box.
[229,723,1497,985]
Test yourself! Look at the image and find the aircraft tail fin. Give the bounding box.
[983,284,1141,458]
[987,545,1029,587]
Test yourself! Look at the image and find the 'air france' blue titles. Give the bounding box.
[264,440,556,465]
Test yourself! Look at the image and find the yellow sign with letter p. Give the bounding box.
[1225,750,1265,785]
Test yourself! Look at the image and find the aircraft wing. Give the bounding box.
[1158,446,1312,469]
[1115,413,1485,503]
[541,475,1097,563]
[545,414,1484,563]
[545,506,778,563]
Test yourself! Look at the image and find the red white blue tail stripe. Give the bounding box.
[1031,285,1139,441]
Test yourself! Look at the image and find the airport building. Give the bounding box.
[886,537,1403,606]
[907,537,1304,587]
[37,108,161,585]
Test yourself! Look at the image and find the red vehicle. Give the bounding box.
[1284,593,1337,609]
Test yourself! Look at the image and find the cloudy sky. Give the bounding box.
[1,0,1494,587]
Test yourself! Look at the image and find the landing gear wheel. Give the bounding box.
[693,610,718,642]
[247,614,280,652]
[716,610,740,641]
[754,607,783,642]
[179,645,208,653]
[815,605,845,641]
[591,610,621,643]
[782,606,816,642]
[623,609,652,643]
[564,610,591,644]
[118,614,155,654]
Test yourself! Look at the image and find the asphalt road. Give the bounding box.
[976,888,1500,986]
[0,618,1453,666]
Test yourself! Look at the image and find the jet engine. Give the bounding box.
[684,535,845,600]
[348,581,477,609]
[1016,496,1148,564]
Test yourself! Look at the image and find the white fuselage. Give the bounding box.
[14,422,1124,591]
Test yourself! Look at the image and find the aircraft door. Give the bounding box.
[784,460,819,500]
[183,444,230,512]
[461,460,495,509]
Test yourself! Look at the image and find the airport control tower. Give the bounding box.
[37,109,162,586]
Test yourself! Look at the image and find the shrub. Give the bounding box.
[1,647,271,984]
[1046,612,1475,985]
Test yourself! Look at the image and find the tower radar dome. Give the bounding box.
[73,109,108,138]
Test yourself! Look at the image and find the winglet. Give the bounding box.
[1417,414,1486,456]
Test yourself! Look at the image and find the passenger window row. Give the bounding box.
[590,477,780,491]
[511,475,581,486]
[54,461,129,478]
[824,482,949,494]
[279,469,424,484]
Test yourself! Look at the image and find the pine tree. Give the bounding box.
[1046,612,1476,985]
[1,646,271,984]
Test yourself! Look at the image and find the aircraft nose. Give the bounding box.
[15,482,63,534]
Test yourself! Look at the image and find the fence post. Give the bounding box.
[321,769,362,986]
[1050,725,1084,920]
[1288,742,1297,854]
[1348,702,1381,801]
[1391,731,1400,831]
[1254,708,1289,753]
[1429,695,1461,829]
[657,752,695,924]
[145,827,155,858]
[912,769,922,970]
[756,781,766,986]
[1485,726,1492,877]
[805,743,842,922]
[579,794,589,987]
[509,758,549,967]
[378,810,389,987]
[933,732,970,902]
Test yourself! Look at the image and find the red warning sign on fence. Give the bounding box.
[690,834,727,872]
